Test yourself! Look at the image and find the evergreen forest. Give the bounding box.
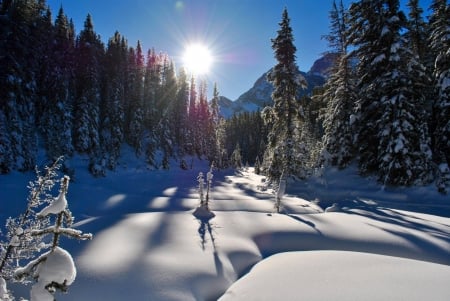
[0,0,449,193]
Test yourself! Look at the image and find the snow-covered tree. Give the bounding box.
[125,42,145,155]
[428,0,450,193]
[263,8,307,181]
[321,0,357,168]
[1,159,92,300]
[349,0,433,186]
[231,143,243,169]
[0,159,62,281]
[193,168,215,220]
[14,175,92,301]
[74,14,103,159]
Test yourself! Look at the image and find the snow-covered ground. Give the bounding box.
[1,154,449,300]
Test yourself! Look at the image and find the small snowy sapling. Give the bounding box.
[193,167,216,219]
[275,173,286,214]
[14,175,91,300]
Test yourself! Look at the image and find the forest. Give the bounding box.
[0,0,449,193]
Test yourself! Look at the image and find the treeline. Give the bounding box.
[319,0,449,192]
[0,0,223,175]
[251,0,449,193]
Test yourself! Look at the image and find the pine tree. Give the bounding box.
[125,42,145,155]
[74,14,103,159]
[143,48,161,165]
[158,56,177,162]
[197,80,210,157]
[173,67,190,155]
[42,7,75,161]
[263,8,307,181]
[0,0,40,171]
[321,0,357,168]
[102,31,127,169]
[209,83,226,168]
[186,76,198,155]
[349,0,433,186]
[428,0,450,193]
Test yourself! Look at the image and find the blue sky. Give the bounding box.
[46,0,432,100]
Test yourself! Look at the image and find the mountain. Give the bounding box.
[308,52,337,77]
[219,54,333,118]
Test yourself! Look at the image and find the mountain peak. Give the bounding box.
[219,54,330,118]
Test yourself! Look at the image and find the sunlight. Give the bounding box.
[182,43,213,75]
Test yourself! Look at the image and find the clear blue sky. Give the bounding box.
[46,0,432,100]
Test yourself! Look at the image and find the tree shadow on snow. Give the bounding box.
[196,216,217,251]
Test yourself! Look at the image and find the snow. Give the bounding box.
[0,277,9,300]
[37,190,68,217]
[29,247,76,301]
[1,154,449,301]
[219,251,450,301]
[372,54,385,65]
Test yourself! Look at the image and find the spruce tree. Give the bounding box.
[102,31,127,169]
[428,0,450,192]
[263,8,307,181]
[42,7,75,161]
[173,67,190,155]
[210,83,226,168]
[74,14,103,158]
[321,0,357,168]
[349,0,433,186]
[125,43,145,155]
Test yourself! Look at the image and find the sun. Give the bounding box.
[182,43,213,75]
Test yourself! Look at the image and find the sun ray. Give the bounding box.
[183,43,213,75]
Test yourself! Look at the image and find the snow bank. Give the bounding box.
[219,251,450,301]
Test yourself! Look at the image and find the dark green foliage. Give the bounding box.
[263,8,307,181]
[0,0,220,175]
[225,111,268,167]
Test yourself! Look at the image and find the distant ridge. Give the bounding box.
[218,53,334,118]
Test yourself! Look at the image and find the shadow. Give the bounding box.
[366,223,450,264]
[346,207,450,242]
[286,214,323,235]
[196,217,217,251]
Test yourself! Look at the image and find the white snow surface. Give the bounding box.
[1,152,449,300]
[219,251,450,301]
[0,276,10,300]
[37,191,68,217]
[30,247,76,301]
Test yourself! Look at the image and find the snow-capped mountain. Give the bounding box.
[219,55,332,118]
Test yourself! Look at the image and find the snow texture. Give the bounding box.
[219,251,450,301]
[0,276,10,300]
[37,191,67,217]
[31,247,76,301]
[1,154,449,301]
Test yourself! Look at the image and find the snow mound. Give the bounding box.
[193,206,216,220]
[31,247,76,301]
[219,251,450,301]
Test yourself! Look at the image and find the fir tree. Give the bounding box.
[428,0,450,193]
[210,83,226,168]
[263,8,307,181]
[102,31,127,169]
[186,76,198,155]
[349,0,433,186]
[74,14,103,159]
[173,68,190,156]
[125,42,145,155]
[321,0,357,168]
